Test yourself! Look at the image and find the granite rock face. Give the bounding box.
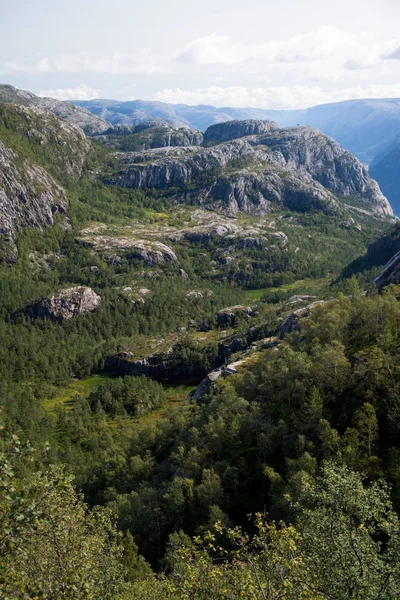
[216,305,256,327]
[374,252,400,291]
[0,140,68,261]
[203,119,278,143]
[31,287,101,320]
[0,103,90,260]
[103,123,392,217]
[79,233,178,266]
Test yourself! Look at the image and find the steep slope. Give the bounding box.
[0,102,89,260]
[0,84,111,135]
[297,99,400,164]
[369,134,400,215]
[102,121,392,217]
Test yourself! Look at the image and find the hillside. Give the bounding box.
[0,83,111,134]
[370,134,400,214]
[0,101,89,260]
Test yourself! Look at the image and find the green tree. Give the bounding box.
[296,463,400,600]
[0,448,125,600]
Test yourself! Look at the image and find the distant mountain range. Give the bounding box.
[74,97,400,165]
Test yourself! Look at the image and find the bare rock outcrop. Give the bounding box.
[374,251,400,291]
[97,121,203,150]
[103,123,391,217]
[29,287,101,320]
[216,305,255,327]
[203,119,278,143]
[0,103,92,260]
[79,233,178,266]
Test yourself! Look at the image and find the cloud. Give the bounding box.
[37,84,102,101]
[5,51,168,76]
[5,27,399,81]
[4,27,400,109]
[386,46,400,59]
[154,84,400,110]
[174,27,398,73]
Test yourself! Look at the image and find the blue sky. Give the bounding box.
[2,0,400,108]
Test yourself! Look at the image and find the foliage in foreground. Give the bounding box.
[2,442,400,599]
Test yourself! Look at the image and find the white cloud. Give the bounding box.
[174,27,398,73]
[5,50,167,76]
[37,84,102,101]
[5,26,399,81]
[154,84,400,110]
[4,26,400,109]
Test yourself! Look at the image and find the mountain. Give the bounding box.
[369,134,400,214]
[0,84,111,135]
[0,101,89,260]
[74,97,299,131]
[4,84,400,169]
[102,120,392,218]
[75,96,400,164]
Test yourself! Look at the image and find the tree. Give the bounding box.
[0,446,125,600]
[295,462,400,600]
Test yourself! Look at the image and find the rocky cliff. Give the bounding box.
[0,103,90,260]
[103,121,392,217]
[0,140,68,261]
[365,223,400,291]
[374,252,400,291]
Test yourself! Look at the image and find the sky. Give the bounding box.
[1,0,400,109]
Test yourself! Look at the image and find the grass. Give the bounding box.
[243,277,331,303]
[42,374,115,412]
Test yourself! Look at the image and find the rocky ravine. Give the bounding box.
[103,121,392,217]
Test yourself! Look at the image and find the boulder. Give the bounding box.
[216,305,255,327]
[30,287,101,320]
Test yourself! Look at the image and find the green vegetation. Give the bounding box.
[2,100,400,597]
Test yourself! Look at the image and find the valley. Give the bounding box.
[2,88,400,599]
